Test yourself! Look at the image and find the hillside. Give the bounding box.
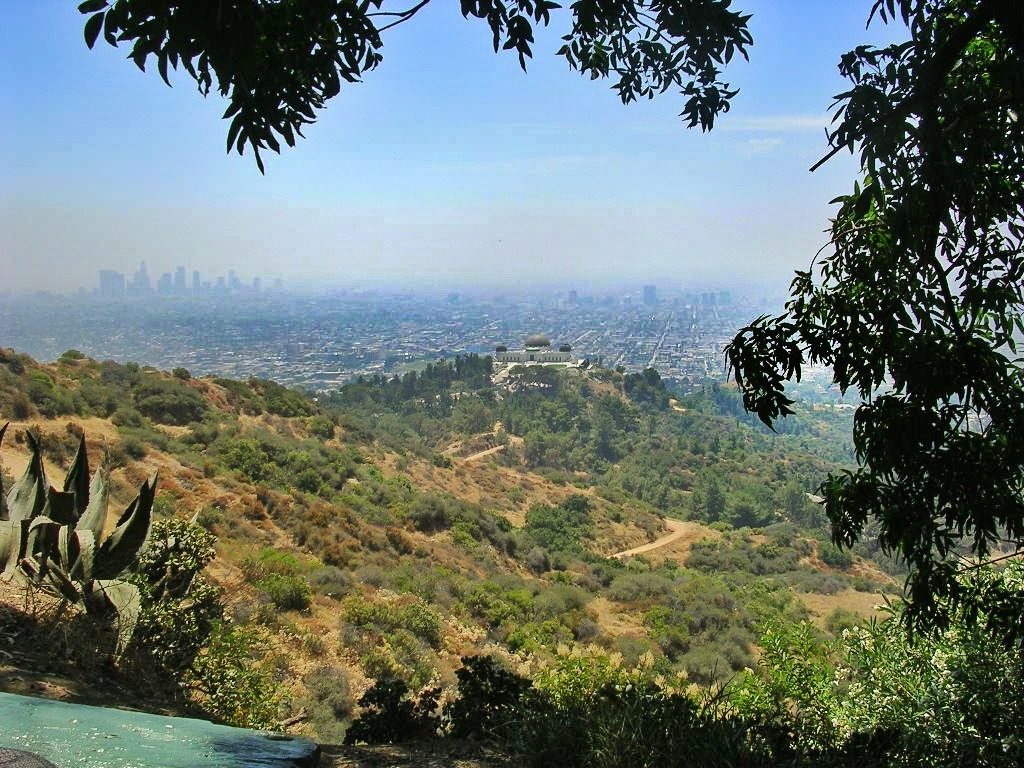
[0,347,899,749]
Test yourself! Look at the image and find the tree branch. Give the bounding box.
[371,0,433,34]
[958,548,1024,571]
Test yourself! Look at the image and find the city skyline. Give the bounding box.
[94,262,278,299]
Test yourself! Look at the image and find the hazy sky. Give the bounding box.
[1,2,904,294]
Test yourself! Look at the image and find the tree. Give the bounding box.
[725,0,1024,637]
[78,0,751,172]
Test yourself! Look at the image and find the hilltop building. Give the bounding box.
[494,334,573,364]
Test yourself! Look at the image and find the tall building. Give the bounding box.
[174,266,187,295]
[643,285,658,306]
[157,272,173,296]
[192,270,201,295]
[128,262,152,297]
[98,269,125,298]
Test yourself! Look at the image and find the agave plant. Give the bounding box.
[0,424,155,655]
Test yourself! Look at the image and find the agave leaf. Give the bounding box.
[25,515,58,574]
[0,519,27,576]
[94,474,155,579]
[45,564,84,604]
[6,432,47,522]
[58,525,96,581]
[18,554,42,581]
[57,525,78,576]
[43,488,78,526]
[75,529,96,582]
[0,423,9,520]
[85,579,142,658]
[62,433,91,521]
[76,469,108,540]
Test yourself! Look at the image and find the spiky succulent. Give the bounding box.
[0,424,155,656]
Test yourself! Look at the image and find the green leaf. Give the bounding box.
[84,11,104,50]
[25,516,58,569]
[0,520,27,576]
[94,475,155,579]
[58,526,95,581]
[76,469,108,541]
[77,0,108,12]
[62,433,91,521]
[85,579,141,658]
[44,565,83,604]
[7,432,47,522]
[0,423,9,521]
[42,488,77,527]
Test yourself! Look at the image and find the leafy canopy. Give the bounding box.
[726,0,1024,636]
[78,0,752,172]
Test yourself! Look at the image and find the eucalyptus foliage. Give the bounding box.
[726,0,1024,635]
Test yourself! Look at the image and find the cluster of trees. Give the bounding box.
[325,355,493,412]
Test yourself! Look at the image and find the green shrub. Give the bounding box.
[397,602,442,647]
[112,406,145,428]
[819,542,854,569]
[608,572,674,602]
[302,665,354,743]
[257,573,312,611]
[345,678,439,744]
[307,415,336,440]
[186,622,285,729]
[195,504,223,530]
[219,437,272,482]
[308,566,352,598]
[126,518,223,685]
[340,595,442,648]
[135,377,207,425]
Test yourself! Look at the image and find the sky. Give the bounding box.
[0,1,906,295]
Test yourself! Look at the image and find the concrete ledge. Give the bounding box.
[0,692,319,767]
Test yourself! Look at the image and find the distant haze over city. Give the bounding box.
[2,5,899,296]
[2,203,820,297]
[0,283,785,392]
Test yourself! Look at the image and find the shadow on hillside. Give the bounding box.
[319,740,513,768]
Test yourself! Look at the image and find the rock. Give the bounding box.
[0,748,59,768]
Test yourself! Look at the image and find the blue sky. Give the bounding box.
[1,1,904,295]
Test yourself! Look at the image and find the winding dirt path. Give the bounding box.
[462,444,508,463]
[610,518,710,559]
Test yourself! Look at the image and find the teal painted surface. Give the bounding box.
[0,693,319,767]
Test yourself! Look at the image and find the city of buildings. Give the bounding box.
[97,263,280,299]
[1,283,778,393]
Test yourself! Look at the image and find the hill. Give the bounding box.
[0,347,899,748]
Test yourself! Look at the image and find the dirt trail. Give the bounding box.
[610,518,710,559]
[463,444,508,462]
